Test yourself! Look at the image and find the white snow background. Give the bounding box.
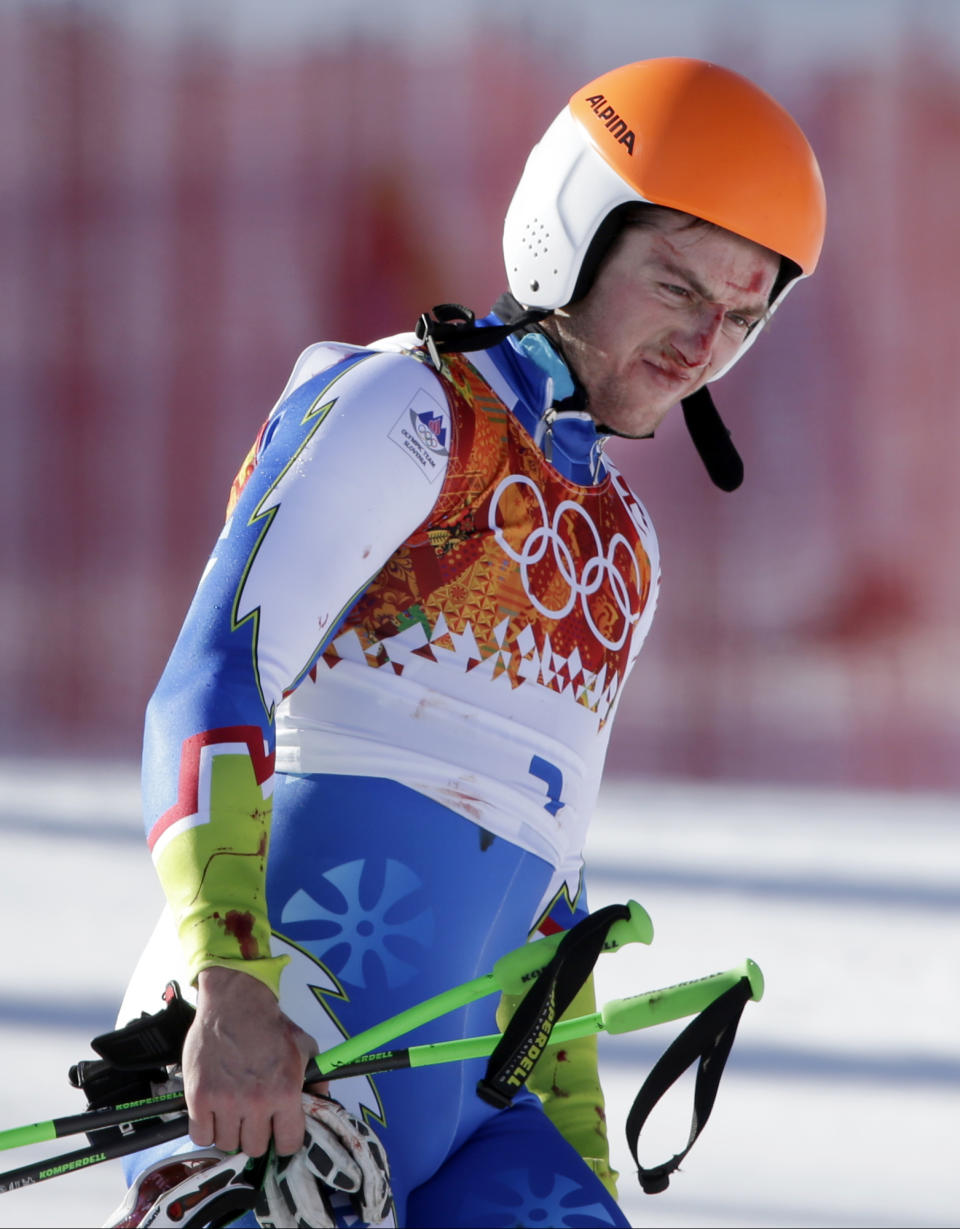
[0,759,956,1228]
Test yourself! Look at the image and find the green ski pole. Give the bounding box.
[0,958,764,1193]
[308,897,653,1078]
[321,959,764,1078]
[0,900,652,1160]
[0,1090,188,1155]
[0,954,759,1166]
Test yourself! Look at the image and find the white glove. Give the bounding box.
[255,1092,392,1228]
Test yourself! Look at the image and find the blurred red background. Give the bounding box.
[2,2,958,790]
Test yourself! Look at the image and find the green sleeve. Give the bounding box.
[153,745,288,995]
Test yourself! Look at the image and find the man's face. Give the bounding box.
[553,212,780,438]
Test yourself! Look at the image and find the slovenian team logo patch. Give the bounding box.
[389,388,451,482]
[412,407,447,451]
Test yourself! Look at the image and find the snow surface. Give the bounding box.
[0,760,956,1227]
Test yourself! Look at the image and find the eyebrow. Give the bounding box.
[655,256,769,320]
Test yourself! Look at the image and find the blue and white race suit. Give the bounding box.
[120,318,660,1227]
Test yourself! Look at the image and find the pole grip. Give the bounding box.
[601,959,763,1035]
[492,899,653,994]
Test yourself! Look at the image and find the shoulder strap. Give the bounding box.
[416,302,550,366]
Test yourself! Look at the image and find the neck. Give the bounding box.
[492,292,588,415]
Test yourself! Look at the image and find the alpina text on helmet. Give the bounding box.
[583,94,636,154]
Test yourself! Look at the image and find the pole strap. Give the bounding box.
[476,903,631,1109]
[625,975,752,1194]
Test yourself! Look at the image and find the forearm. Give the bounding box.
[144,667,287,994]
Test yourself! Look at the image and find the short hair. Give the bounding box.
[579,202,796,308]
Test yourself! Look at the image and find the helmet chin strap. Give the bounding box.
[543,320,745,492]
[595,388,744,492]
[511,291,745,491]
[595,422,653,442]
[414,298,744,492]
[680,386,744,491]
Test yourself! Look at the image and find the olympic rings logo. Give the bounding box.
[489,474,643,651]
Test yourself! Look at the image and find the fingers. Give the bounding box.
[182,967,321,1158]
[270,1099,309,1158]
[188,1101,300,1157]
[294,1023,322,1085]
[187,1104,216,1150]
[186,1087,245,1155]
[187,1080,304,1156]
[242,1112,282,1160]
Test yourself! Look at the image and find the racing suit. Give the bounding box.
[120,316,660,1227]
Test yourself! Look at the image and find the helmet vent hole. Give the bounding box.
[522,219,550,256]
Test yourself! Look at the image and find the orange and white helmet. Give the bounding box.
[503,57,826,377]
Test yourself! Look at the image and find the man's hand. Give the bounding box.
[182,965,320,1157]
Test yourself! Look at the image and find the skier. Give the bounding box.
[110,57,825,1227]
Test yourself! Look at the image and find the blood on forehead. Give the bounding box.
[743,268,772,295]
[653,228,776,311]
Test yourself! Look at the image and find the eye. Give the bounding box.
[662,283,692,299]
[726,313,753,332]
